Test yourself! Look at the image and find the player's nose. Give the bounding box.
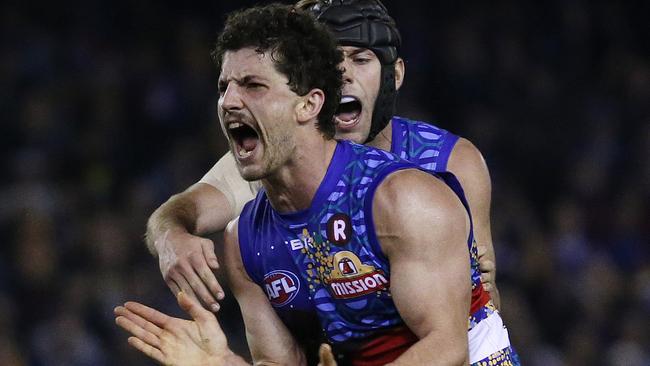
[219,83,244,111]
[340,59,354,84]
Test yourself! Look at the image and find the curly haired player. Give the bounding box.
[116,3,518,365]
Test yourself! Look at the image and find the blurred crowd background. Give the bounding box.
[1,0,649,365]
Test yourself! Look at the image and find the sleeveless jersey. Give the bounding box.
[240,120,519,365]
[241,141,466,364]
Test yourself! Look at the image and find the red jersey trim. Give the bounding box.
[471,282,491,314]
[350,326,418,366]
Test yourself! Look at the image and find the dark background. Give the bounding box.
[1,0,649,365]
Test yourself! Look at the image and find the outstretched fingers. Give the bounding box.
[127,336,166,364]
[115,312,161,349]
[115,305,164,336]
[123,301,173,329]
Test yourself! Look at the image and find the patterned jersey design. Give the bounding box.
[239,141,456,345]
[239,121,517,364]
[390,116,459,172]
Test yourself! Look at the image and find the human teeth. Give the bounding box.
[340,96,355,103]
[239,148,252,158]
[229,122,243,129]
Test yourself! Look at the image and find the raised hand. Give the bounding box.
[115,292,244,366]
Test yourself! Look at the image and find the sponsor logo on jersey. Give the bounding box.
[284,230,315,251]
[327,213,352,246]
[326,251,389,299]
[263,270,300,307]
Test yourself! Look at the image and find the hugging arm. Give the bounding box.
[146,152,257,311]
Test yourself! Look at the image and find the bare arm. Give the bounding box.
[146,151,255,253]
[145,182,235,253]
[373,169,471,366]
[223,219,307,365]
[144,182,233,311]
[145,152,256,312]
[447,138,500,309]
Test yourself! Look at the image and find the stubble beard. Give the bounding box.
[237,132,295,182]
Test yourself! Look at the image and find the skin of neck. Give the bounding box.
[261,130,338,214]
[365,119,393,151]
[259,118,393,214]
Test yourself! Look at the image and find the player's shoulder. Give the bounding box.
[371,168,468,255]
[448,137,490,180]
[451,137,484,160]
[374,168,459,215]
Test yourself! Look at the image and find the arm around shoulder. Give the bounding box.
[146,149,255,254]
[145,182,235,255]
[144,152,256,311]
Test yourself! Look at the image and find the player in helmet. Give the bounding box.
[304,0,402,144]
[147,0,501,314]
[143,1,512,364]
[118,4,518,365]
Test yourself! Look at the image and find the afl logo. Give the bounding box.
[327,213,352,246]
[263,270,300,307]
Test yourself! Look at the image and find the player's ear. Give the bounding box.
[394,57,405,91]
[296,88,325,124]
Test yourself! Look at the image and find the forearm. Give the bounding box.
[224,220,307,366]
[387,334,467,366]
[388,263,470,366]
[145,182,237,256]
[145,192,199,256]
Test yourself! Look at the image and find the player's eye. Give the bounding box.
[246,82,265,89]
[218,82,228,95]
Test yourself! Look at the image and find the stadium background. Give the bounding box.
[1,0,649,364]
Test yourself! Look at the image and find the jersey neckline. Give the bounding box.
[271,141,351,223]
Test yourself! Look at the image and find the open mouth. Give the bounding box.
[335,96,362,129]
[227,122,260,159]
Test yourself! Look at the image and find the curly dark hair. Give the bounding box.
[211,4,343,138]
